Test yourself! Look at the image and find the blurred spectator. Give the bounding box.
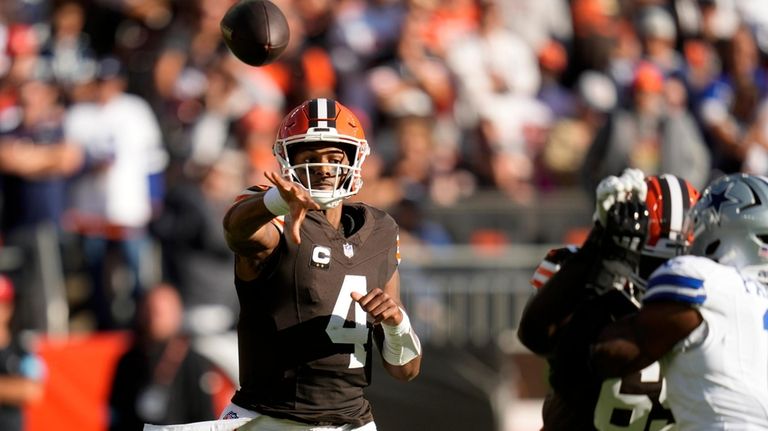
[366,3,455,163]
[108,283,218,429]
[499,0,572,53]
[350,152,403,209]
[38,0,98,91]
[168,58,251,182]
[389,114,435,199]
[446,0,548,202]
[582,61,711,191]
[536,39,578,119]
[64,57,167,330]
[537,71,616,188]
[391,198,453,246]
[0,61,84,333]
[742,99,768,176]
[260,0,336,109]
[235,105,282,186]
[327,0,407,124]
[635,5,685,76]
[410,0,479,60]
[569,0,622,77]
[153,0,234,154]
[696,24,768,175]
[0,275,46,431]
[446,0,541,118]
[149,149,245,337]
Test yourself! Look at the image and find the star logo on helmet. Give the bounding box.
[707,188,735,214]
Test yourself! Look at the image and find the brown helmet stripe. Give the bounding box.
[659,174,688,239]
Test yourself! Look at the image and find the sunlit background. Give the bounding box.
[1,0,767,429]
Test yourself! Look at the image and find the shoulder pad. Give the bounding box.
[232,185,269,205]
[530,246,579,289]
[643,255,713,305]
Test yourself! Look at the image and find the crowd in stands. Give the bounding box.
[0,0,768,377]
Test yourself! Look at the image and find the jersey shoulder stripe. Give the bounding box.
[644,273,706,304]
[529,246,579,289]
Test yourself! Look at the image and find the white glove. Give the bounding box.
[593,168,647,226]
[619,168,647,202]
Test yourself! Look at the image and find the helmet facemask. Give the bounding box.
[276,140,367,209]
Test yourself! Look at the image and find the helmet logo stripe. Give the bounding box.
[659,175,674,238]
[307,98,337,128]
[316,98,328,127]
[326,99,336,128]
[663,174,685,239]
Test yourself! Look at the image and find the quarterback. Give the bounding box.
[219,98,422,430]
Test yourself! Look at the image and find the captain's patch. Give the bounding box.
[311,245,331,270]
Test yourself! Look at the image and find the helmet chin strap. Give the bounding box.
[312,194,345,209]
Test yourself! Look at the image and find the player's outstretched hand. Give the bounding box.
[265,171,320,244]
[593,168,647,226]
[351,289,402,326]
[603,195,649,258]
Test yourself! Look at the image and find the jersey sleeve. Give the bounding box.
[386,221,400,279]
[371,207,400,282]
[642,255,709,306]
[232,185,285,232]
[530,245,579,289]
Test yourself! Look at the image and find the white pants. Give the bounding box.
[143,418,251,431]
[218,403,378,431]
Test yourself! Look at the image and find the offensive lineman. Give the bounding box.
[219,98,422,430]
[591,173,768,429]
[518,168,699,430]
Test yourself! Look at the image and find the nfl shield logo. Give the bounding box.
[343,243,354,258]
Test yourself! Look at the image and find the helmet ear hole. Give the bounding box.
[705,240,720,256]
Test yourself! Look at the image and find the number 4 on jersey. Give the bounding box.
[326,275,369,368]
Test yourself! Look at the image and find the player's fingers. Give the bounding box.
[361,295,388,314]
[350,291,364,302]
[354,288,384,308]
[301,195,322,211]
[288,207,308,244]
[265,171,285,188]
[369,301,398,323]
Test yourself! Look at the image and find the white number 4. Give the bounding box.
[325,275,369,368]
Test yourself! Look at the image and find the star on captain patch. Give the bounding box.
[343,243,354,258]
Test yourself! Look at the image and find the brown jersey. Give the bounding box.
[231,202,400,427]
[532,247,675,430]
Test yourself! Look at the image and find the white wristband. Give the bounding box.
[263,187,289,216]
[381,308,422,366]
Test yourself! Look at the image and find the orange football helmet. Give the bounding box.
[643,174,700,259]
[274,98,370,208]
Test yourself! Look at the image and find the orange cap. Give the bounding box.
[633,62,664,93]
[0,276,14,303]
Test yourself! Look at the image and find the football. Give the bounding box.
[220,0,290,67]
